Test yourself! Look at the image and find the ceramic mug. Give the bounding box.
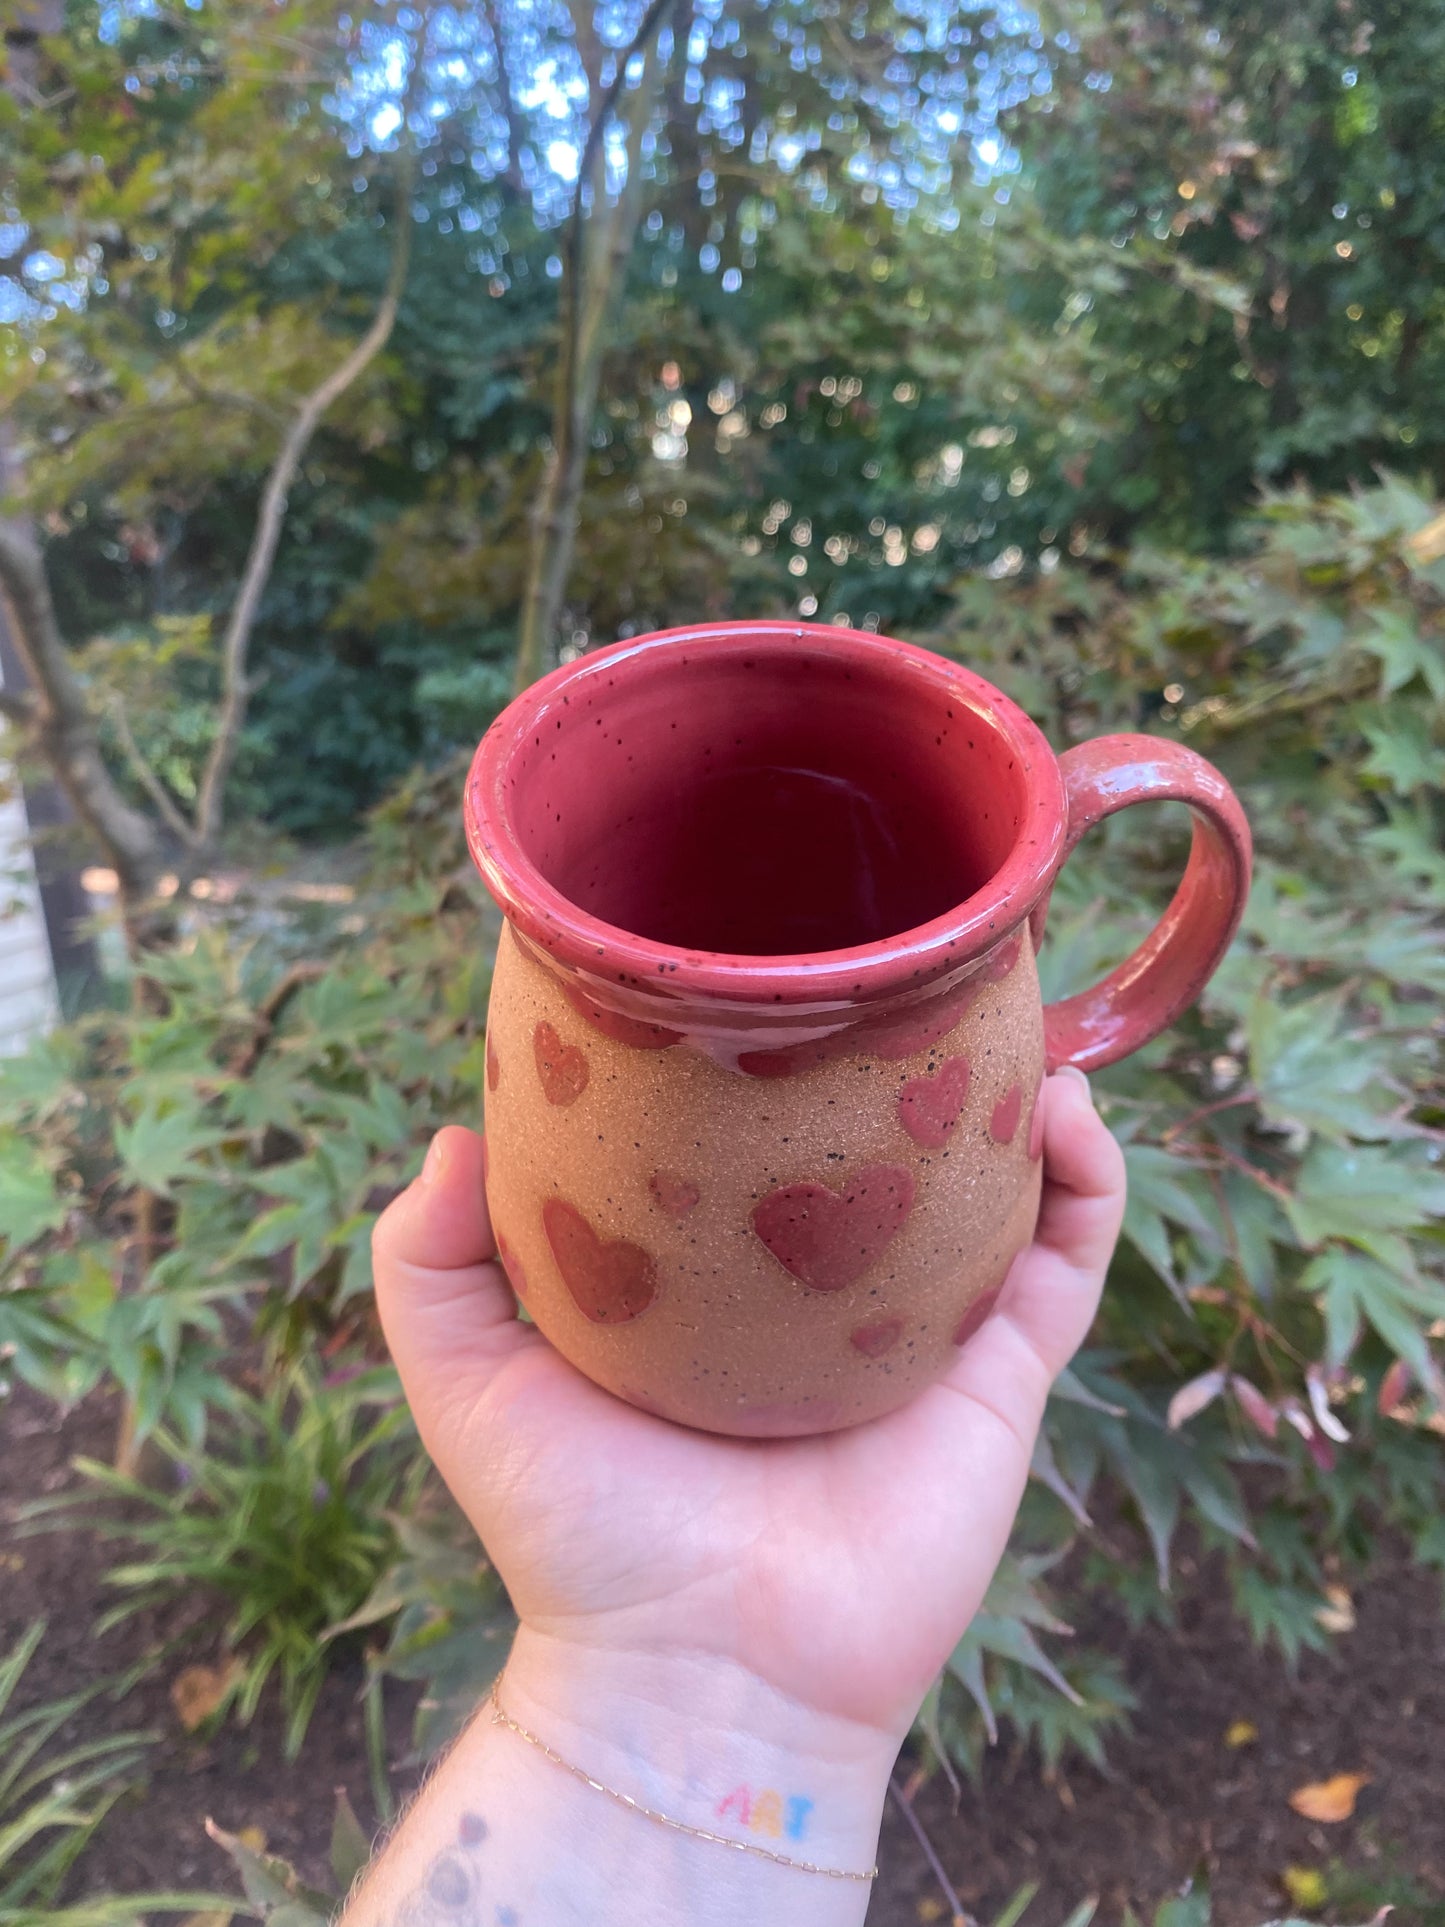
[465,622,1251,1437]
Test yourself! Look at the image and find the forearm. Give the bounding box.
[344,1628,898,1927]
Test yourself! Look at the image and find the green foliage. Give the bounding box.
[4,0,1445,1849]
[5,475,1441,1785]
[24,1363,422,1760]
[331,1492,516,1760]
[918,475,1444,1751]
[0,1623,153,1919]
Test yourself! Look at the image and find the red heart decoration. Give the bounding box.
[649,1172,700,1216]
[898,1054,972,1149]
[1027,1070,1046,1161]
[751,1164,915,1292]
[952,1282,1003,1349]
[990,1083,1023,1145]
[533,1021,589,1106]
[543,1198,656,1323]
[850,1315,903,1359]
[495,1229,528,1300]
[486,1032,501,1092]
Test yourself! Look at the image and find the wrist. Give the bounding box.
[497,1624,898,1879]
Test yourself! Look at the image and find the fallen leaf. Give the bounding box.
[917,1901,946,1924]
[171,1658,244,1732]
[1225,1719,1259,1748]
[1232,1375,1280,1440]
[1167,1367,1228,1430]
[1282,1865,1329,1910]
[1288,1771,1370,1823]
[1314,1585,1356,1635]
[1378,1358,1413,1418]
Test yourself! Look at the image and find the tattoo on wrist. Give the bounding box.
[715,1786,815,1841]
[393,1812,518,1926]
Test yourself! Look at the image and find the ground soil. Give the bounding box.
[3,1381,1442,1925]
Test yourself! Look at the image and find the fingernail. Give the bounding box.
[1056,1065,1092,1096]
[419,1133,447,1186]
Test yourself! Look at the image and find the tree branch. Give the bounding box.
[190,143,416,848]
[513,0,682,690]
[105,693,198,847]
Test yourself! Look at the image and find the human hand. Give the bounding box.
[372,1068,1124,1887]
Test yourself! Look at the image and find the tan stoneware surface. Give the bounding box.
[482,919,1046,1437]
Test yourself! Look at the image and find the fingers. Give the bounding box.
[995,1068,1126,1378]
[372,1128,542,1432]
[934,1070,1125,1444]
[1031,1068,1129,1280]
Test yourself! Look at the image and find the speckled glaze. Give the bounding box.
[465,623,1251,1436]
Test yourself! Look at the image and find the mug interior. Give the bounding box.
[502,629,1032,958]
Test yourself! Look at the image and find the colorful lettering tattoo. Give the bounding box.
[714,1786,814,1842]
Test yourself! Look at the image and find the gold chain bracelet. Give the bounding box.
[487,1678,878,1883]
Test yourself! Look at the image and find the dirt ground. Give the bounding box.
[3,1381,1442,1924]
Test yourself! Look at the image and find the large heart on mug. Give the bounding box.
[543,1198,656,1323]
[751,1164,916,1292]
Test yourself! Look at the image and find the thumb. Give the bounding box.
[372,1127,542,1443]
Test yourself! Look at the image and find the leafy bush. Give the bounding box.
[0,1623,152,1917]
[24,1363,421,1759]
[1,476,1441,1778]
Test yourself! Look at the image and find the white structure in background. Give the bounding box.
[0,658,60,1055]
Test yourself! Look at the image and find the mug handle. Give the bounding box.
[1037,734,1253,1073]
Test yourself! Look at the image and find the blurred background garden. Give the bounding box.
[0,0,1443,1921]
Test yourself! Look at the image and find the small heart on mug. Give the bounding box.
[486,1032,501,1092]
[649,1172,700,1215]
[1027,1070,1046,1161]
[533,1021,589,1106]
[495,1229,527,1300]
[751,1164,915,1292]
[850,1315,904,1359]
[543,1198,656,1323]
[989,1083,1023,1145]
[898,1054,972,1148]
[952,1282,1004,1349]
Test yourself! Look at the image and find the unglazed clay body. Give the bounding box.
[482,920,1044,1436]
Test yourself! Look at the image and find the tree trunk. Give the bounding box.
[513,0,679,691]
[0,504,168,948]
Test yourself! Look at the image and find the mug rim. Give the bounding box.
[464,621,1069,1008]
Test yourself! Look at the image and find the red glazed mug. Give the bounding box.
[465,622,1250,1436]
